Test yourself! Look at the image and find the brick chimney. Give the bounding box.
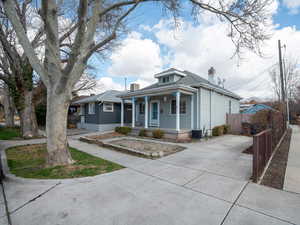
[130,83,140,92]
[208,67,216,84]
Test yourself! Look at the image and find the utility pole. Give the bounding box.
[278,40,285,102]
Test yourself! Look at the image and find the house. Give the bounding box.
[73,90,132,131]
[68,95,89,128]
[118,67,241,140]
[241,103,274,114]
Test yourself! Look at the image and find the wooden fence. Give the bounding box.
[226,113,253,134]
[252,112,286,182]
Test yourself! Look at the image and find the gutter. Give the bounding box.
[117,84,197,98]
[192,83,242,100]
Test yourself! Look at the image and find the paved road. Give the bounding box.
[1,134,300,225]
[284,125,300,194]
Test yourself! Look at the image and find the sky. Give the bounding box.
[87,0,300,101]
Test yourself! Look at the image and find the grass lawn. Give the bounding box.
[0,127,21,140]
[6,144,124,179]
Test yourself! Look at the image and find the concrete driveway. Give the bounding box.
[1,135,300,225]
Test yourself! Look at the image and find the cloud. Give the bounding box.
[107,32,163,83]
[283,0,300,14]
[151,18,300,99]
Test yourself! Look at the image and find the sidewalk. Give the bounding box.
[284,125,300,194]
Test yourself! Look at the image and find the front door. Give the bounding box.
[150,101,159,127]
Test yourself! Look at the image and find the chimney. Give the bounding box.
[130,83,140,92]
[208,67,216,84]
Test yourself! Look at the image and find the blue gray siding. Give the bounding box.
[83,102,131,124]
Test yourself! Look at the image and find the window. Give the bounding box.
[229,100,232,114]
[139,103,145,114]
[79,105,84,115]
[171,100,186,114]
[162,76,170,83]
[88,103,95,114]
[103,102,114,112]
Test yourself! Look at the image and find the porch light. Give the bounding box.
[163,96,167,102]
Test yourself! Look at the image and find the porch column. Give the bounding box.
[121,99,124,127]
[176,91,180,131]
[191,94,194,129]
[144,96,148,128]
[132,97,135,128]
[196,90,199,129]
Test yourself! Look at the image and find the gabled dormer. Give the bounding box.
[154,68,186,85]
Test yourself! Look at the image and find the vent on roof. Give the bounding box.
[208,67,216,84]
[130,83,140,92]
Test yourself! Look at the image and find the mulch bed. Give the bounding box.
[260,128,292,189]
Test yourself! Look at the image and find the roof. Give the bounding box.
[242,104,274,114]
[73,90,130,104]
[125,68,241,100]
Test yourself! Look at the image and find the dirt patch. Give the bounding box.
[108,139,185,157]
[260,128,292,189]
[87,132,124,140]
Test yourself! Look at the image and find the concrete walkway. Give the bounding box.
[1,135,300,225]
[284,125,300,194]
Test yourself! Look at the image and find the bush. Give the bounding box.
[152,129,164,139]
[212,126,224,136]
[139,129,147,137]
[223,125,230,134]
[115,126,132,135]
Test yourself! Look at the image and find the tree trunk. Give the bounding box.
[3,85,15,127]
[19,90,39,138]
[46,89,73,166]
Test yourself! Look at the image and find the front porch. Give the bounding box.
[120,85,198,137]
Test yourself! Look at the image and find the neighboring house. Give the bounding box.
[118,67,241,140]
[240,103,254,113]
[73,90,132,131]
[241,104,274,114]
[68,95,89,128]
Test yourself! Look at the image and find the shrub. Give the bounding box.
[139,129,147,137]
[115,126,132,135]
[152,129,164,139]
[212,126,224,136]
[223,125,230,134]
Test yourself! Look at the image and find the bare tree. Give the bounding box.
[1,0,274,166]
[270,59,300,101]
[72,72,97,96]
[0,83,15,127]
[0,2,43,137]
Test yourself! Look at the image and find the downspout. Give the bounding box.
[210,90,212,132]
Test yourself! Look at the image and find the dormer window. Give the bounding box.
[162,76,169,83]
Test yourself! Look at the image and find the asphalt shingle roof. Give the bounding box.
[140,69,240,99]
[73,90,129,104]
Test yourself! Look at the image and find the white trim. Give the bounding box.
[121,100,124,127]
[154,70,186,78]
[176,91,180,131]
[150,100,160,127]
[103,102,114,112]
[144,96,148,129]
[132,97,135,128]
[118,84,197,98]
[88,102,95,114]
[196,89,199,129]
[191,95,194,129]
[169,99,186,115]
